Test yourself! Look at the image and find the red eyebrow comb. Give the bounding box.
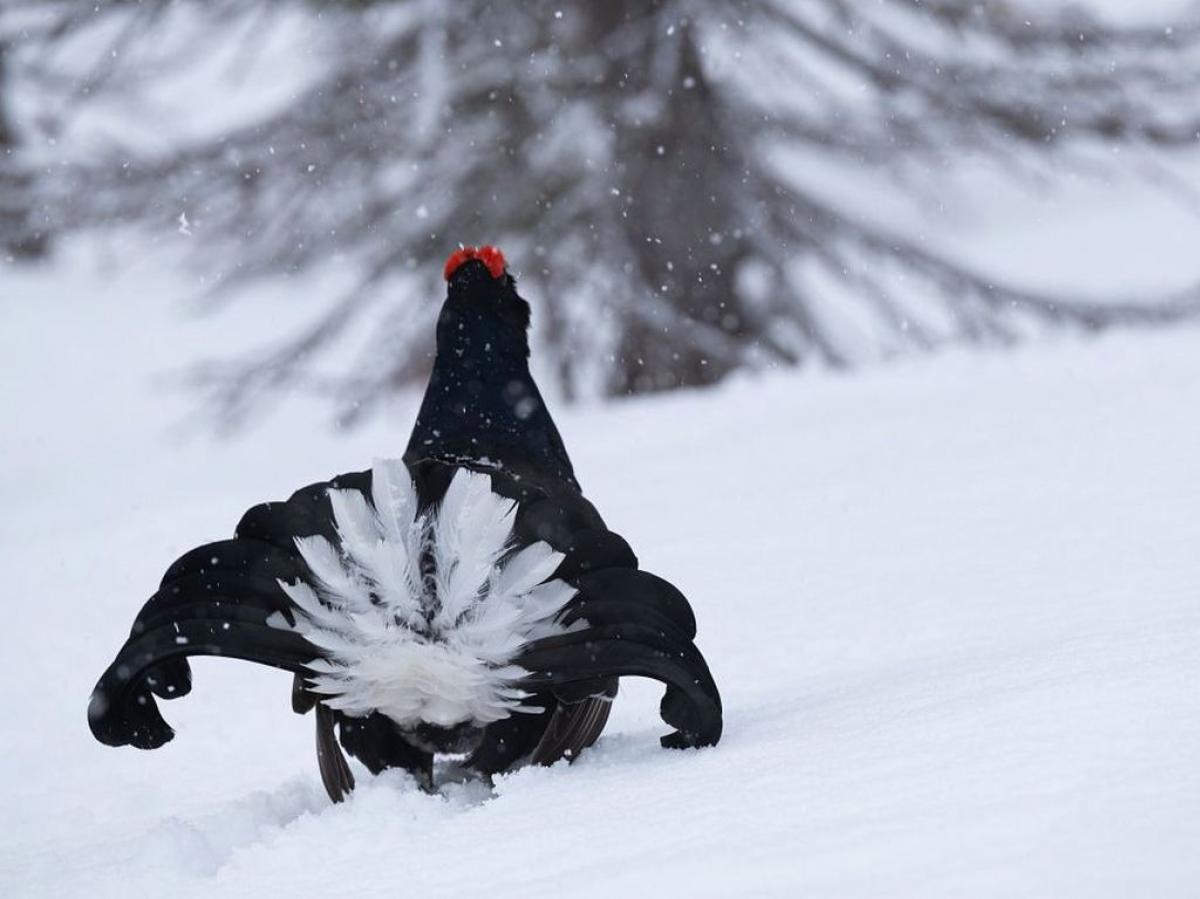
[444,245,507,281]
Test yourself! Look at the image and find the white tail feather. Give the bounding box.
[273,460,575,729]
[292,536,364,611]
[495,541,565,599]
[330,486,423,627]
[369,458,416,543]
[370,458,425,601]
[329,488,377,550]
[432,470,518,629]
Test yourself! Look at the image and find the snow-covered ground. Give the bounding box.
[2,245,1198,897]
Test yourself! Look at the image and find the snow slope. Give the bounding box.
[2,251,1199,897]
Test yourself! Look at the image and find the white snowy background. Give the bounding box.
[3,2,1200,897]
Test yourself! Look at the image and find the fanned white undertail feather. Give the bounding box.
[432,470,518,630]
[456,550,575,664]
[369,457,417,542]
[329,488,377,550]
[280,581,337,630]
[330,486,423,627]
[494,541,565,599]
[273,460,575,728]
[370,458,425,601]
[292,536,364,611]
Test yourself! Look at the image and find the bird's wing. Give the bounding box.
[528,685,617,765]
[313,704,435,801]
[315,703,355,802]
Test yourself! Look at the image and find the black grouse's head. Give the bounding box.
[438,245,531,363]
[410,245,578,488]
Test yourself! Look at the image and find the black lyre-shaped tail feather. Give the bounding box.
[87,537,316,749]
[88,459,723,796]
[87,470,372,752]
[501,495,720,757]
[517,568,722,750]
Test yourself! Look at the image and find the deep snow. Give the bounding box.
[2,249,1200,897]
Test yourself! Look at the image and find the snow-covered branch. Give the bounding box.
[3,0,1200,424]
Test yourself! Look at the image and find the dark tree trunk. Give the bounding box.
[0,40,46,261]
[584,5,752,394]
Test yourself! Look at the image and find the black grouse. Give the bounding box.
[88,246,722,801]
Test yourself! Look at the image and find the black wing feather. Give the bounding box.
[316,704,355,802]
[529,689,617,766]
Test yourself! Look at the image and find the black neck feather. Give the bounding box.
[404,265,578,490]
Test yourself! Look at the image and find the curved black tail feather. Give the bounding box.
[518,620,723,751]
[88,575,314,750]
[88,458,723,802]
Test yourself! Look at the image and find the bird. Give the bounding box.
[88,245,722,802]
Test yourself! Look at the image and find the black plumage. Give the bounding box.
[88,248,722,801]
